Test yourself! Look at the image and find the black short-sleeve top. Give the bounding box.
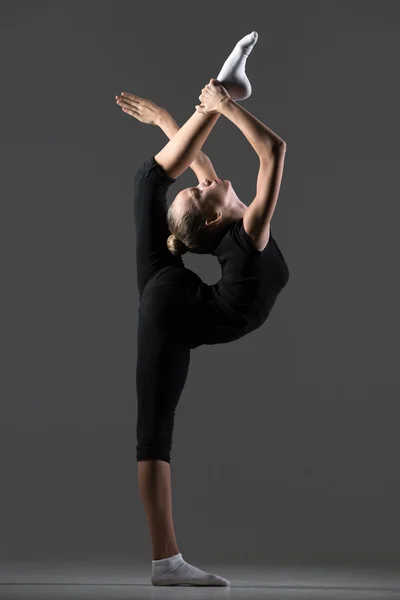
[188,216,290,345]
[136,157,289,348]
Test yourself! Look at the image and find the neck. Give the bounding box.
[223,199,247,226]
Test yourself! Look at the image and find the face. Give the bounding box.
[174,178,232,224]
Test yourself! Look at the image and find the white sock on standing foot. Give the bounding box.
[151,552,230,586]
[216,31,258,101]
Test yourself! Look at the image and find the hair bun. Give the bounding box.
[167,233,188,256]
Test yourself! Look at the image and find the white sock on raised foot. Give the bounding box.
[216,31,259,101]
[151,552,230,586]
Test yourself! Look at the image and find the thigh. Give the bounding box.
[133,157,184,298]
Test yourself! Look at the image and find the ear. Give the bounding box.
[204,212,222,227]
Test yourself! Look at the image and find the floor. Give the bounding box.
[0,563,399,599]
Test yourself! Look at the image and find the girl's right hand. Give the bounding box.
[195,78,231,114]
[115,92,163,126]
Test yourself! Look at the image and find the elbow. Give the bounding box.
[257,137,286,161]
[275,140,287,153]
[258,141,286,162]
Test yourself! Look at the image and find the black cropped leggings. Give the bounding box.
[134,156,191,464]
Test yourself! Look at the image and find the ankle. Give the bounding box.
[153,549,180,560]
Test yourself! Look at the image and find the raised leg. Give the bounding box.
[216,31,258,101]
[154,31,259,179]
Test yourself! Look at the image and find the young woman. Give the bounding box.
[115,32,288,587]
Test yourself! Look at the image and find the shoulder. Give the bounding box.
[236,216,271,253]
[134,156,176,186]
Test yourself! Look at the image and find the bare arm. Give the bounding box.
[154,107,221,179]
[114,92,219,182]
[219,98,287,251]
[157,109,219,184]
[243,149,287,251]
[219,97,285,158]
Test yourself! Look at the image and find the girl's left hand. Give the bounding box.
[115,92,163,125]
[196,79,231,114]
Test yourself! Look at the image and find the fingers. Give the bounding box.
[121,107,136,116]
[115,95,139,117]
[121,106,138,117]
[199,86,209,99]
[116,94,139,107]
[117,97,138,112]
[115,94,140,117]
[120,92,140,103]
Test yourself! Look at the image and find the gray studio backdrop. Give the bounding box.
[1,0,399,568]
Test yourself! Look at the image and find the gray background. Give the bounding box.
[0,0,399,569]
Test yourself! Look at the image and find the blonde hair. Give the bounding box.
[166,234,188,257]
[166,197,224,256]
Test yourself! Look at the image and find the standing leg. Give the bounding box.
[136,310,229,586]
[138,460,180,560]
[136,309,190,557]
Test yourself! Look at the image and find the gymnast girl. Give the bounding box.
[115,31,288,586]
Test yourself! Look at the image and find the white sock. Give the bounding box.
[216,31,258,101]
[151,552,230,586]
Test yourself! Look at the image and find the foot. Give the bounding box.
[151,552,230,586]
[216,31,258,101]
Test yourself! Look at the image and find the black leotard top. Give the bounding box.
[189,216,289,346]
[136,158,289,349]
